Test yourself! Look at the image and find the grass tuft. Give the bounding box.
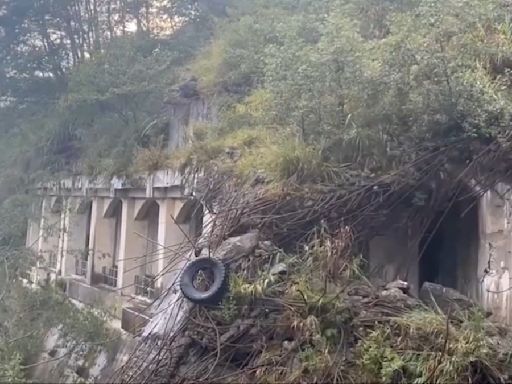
[357,309,493,383]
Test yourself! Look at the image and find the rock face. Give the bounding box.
[211,231,260,262]
[419,282,480,315]
[30,326,137,383]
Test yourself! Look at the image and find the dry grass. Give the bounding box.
[238,140,343,184]
[133,144,170,173]
[170,127,348,186]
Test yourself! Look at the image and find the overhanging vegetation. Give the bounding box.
[3,0,512,383]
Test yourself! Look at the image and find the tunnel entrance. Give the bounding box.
[418,197,479,296]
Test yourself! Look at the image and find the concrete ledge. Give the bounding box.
[121,306,151,335]
[33,170,189,199]
[66,279,125,318]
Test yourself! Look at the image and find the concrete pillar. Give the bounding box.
[478,185,512,324]
[26,201,41,251]
[89,198,118,286]
[118,199,147,296]
[157,199,191,290]
[87,198,100,285]
[34,199,48,284]
[56,198,67,275]
[39,197,63,274]
[61,199,70,276]
[145,202,160,276]
[61,197,90,278]
[26,199,42,283]
[478,186,511,272]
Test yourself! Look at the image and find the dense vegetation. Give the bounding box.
[0,194,113,381]
[177,0,512,185]
[2,0,512,381]
[2,0,512,192]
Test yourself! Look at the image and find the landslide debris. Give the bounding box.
[125,230,512,384]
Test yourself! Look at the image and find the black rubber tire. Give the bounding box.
[180,257,229,306]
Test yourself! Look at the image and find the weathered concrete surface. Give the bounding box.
[365,183,512,326]
[167,97,215,151]
[478,183,512,325]
[66,278,126,318]
[39,197,62,273]
[89,197,120,287]
[367,217,420,296]
[30,326,137,384]
[27,172,200,324]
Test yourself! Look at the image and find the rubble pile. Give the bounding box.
[124,230,512,384]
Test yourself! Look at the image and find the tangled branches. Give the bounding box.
[195,134,512,253]
[120,132,512,384]
[123,230,512,383]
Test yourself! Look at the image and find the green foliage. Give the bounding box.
[185,0,512,181]
[1,0,511,186]
[63,35,189,177]
[218,295,239,323]
[296,345,332,379]
[0,282,114,380]
[133,138,171,174]
[0,187,114,382]
[3,3,512,380]
[357,309,492,383]
[0,195,33,247]
[358,328,405,382]
[1,352,26,383]
[257,142,338,184]
[4,0,511,186]
[0,0,214,184]
[229,274,270,299]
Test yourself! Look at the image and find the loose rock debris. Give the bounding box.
[121,231,512,384]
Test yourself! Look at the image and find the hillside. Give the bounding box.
[3,0,512,382]
[2,0,512,186]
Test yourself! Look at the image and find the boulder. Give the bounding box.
[270,263,288,276]
[380,287,406,299]
[385,279,410,294]
[379,287,420,308]
[213,231,260,262]
[419,282,481,316]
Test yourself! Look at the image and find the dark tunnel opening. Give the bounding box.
[418,197,479,295]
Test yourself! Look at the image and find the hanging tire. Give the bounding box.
[180,257,229,306]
